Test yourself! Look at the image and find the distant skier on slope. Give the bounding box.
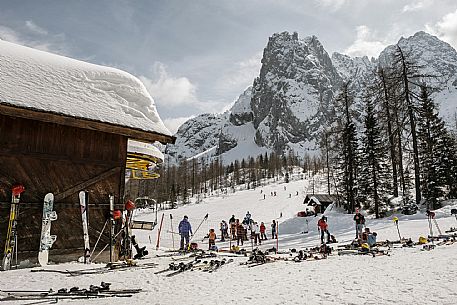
[178,215,193,250]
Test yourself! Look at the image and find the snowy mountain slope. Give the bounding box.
[168,112,227,160]
[380,31,457,124]
[1,173,456,305]
[170,31,457,164]
[0,39,171,137]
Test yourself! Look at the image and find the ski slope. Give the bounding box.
[0,173,456,304]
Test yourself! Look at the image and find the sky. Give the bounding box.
[1,0,457,133]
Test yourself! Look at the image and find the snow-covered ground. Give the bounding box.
[1,173,456,304]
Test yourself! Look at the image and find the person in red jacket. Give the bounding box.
[260,222,267,240]
[317,215,330,244]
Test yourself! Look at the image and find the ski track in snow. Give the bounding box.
[1,173,456,304]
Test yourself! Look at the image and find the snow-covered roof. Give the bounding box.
[127,139,164,163]
[0,39,173,142]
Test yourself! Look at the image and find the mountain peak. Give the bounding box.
[168,31,457,164]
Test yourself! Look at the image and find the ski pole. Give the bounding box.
[189,213,209,243]
[156,214,165,250]
[393,216,401,241]
[170,214,175,250]
[92,228,124,263]
[90,219,109,259]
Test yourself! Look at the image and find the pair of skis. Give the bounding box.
[2,186,58,270]
[1,184,25,271]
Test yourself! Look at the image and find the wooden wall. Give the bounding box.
[0,113,126,263]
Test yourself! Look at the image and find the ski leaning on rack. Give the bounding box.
[2,184,25,271]
[79,191,91,263]
[38,193,58,266]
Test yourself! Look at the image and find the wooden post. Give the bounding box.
[156,214,165,250]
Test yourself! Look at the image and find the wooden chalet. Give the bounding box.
[303,194,339,213]
[0,40,175,264]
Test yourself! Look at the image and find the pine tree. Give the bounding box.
[417,85,446,208]
[358,97,389,218]
[334,82,359,213]
[392,45,424,205]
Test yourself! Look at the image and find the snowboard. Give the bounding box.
[2,184,25,271]
[38,193,57,266]
[79,191,90,264]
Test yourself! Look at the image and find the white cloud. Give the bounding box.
[315,0,348,11]
[140,62,200,109]
[402,0,432,13]
[425,9,457,49]
[344,25,388,58]
[219,52,262,89]
[25,20,48,35]
[0,23,67,54]
[163,116,195,134]
[0,25,21,43]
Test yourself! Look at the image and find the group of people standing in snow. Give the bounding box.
[315,208,377,247]
[227,212,278,247]
[178,208,378,252]
[177,212,279,251]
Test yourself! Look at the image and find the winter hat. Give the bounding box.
[184,215,188,219]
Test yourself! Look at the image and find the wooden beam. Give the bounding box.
[0,104,176,144]
[0,148,119,167]
[54,167,121,201]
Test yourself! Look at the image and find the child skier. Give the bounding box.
[208,228,216,250]
[260,222,267,240]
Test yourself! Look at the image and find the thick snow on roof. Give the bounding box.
[0,39,171,137]
[127,139,164,162]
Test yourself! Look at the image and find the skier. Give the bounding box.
[251,222,261,245]
[245,211,252,222]
[367,231,377,247]
[220,220,228,241]
[208,228,216,250]
[353,208,365,239]
[317,215,331,244]
[178,215,193,250]
[361,227,371,243]
[229,215,236,239]
[260,222,267,240]
[271,220,278,239]
[236,219,244,246]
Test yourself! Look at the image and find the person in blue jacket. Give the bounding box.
[179,215,193,250]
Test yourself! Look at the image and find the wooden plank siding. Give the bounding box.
[0,113,127,263]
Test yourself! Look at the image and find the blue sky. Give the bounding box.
[1,0,457,133]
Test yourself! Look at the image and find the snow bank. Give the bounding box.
[0,40,171,137]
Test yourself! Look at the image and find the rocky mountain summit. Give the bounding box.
[167,31,457,164]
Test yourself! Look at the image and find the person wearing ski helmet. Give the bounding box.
[317,215,331,244]
[353,208,365,239]
[178,215,193,250]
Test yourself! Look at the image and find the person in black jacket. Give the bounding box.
[353,209,365,239]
